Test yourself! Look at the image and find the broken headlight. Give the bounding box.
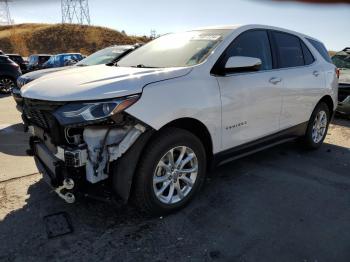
[53,95,140,126]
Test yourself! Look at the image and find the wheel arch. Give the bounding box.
[112,117,214,203]
[318,95,335,118]
[160,117,214,168]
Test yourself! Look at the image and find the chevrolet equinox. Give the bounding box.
[20,25,338,215]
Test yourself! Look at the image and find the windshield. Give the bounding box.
[332,52,350,69]
[118,29,230,68]
[76,47,131,66]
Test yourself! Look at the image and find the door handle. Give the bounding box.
[269,77,282,85]
[313,71,320,77]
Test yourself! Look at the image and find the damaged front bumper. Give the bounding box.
[27,119,148,203]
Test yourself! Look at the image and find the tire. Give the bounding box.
[302,102,330,150]
[132,128,207,216]
[0,76,16,94]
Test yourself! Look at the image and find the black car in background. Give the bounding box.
[27,54,51,71]
[0,55,21,93]
[6,54,28,73]
[42,53,83,69]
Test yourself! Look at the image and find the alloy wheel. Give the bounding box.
[153,146,198,205]
[312,110,328,143]
[0,77,15,93]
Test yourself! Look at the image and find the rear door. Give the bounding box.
[215,30,283,150]
[270,31,325,129]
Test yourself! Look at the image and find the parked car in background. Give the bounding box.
[0,55,21,93]
[6,54,28,73]
[332,47,350,116]
[0,50,4,55]
[27,54,51,71]
[13,45,139,109]
[41,53,83,69]
[20,25,337,215]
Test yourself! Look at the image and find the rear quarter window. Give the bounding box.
[301,41,315,65]
[271,31,304,68]
[306,38,332,63]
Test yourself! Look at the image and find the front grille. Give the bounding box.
[26,107,51,129]
[23,99,65,130]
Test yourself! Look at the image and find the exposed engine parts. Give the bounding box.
[37,123,146,185]
[83,124,146,183]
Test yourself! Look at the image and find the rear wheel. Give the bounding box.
[0,77,16,94]
[133,128,206,215]
[302,102,330,149]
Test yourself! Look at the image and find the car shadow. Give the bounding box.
[0,93,10,99]
[0,123,29,157]
[1,141,350,261]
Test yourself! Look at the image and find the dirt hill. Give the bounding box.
[0,23,149,56]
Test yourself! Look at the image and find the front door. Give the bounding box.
[215,30,283,150]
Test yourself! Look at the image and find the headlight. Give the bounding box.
[53,94,140,126]
[17,76,32,88]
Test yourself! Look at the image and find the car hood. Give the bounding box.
[21,65,192,101]
[23,67,71,80]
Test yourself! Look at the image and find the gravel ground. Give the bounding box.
[1,94,350,262]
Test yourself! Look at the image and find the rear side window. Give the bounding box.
[28,56,37,64]
[39,56,50,64]
[301,41,315,65]
[272,31,304,68]
[221,30,273,71]
[0,56,11,64]
[306,38,332,63]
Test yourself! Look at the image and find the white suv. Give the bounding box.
[20,25,338,215]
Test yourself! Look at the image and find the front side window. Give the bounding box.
[118,29,230,68]
[272,31,304,68]
[220,30,273,71]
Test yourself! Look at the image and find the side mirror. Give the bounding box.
[224,56,262,73]
[64,60,77,66]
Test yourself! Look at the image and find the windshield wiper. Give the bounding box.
[132,64,158,68]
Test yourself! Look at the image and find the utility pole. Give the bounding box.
[150,29,157,39]
[0,0,12,25]
[61,0,91,25]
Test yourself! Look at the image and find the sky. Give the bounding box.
[8,0,350,51]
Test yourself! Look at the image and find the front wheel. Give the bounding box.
[302,102,330,150]
[0,77,16,94]
[133,128,207,216]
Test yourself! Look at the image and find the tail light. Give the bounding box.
[336,68,340,79]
